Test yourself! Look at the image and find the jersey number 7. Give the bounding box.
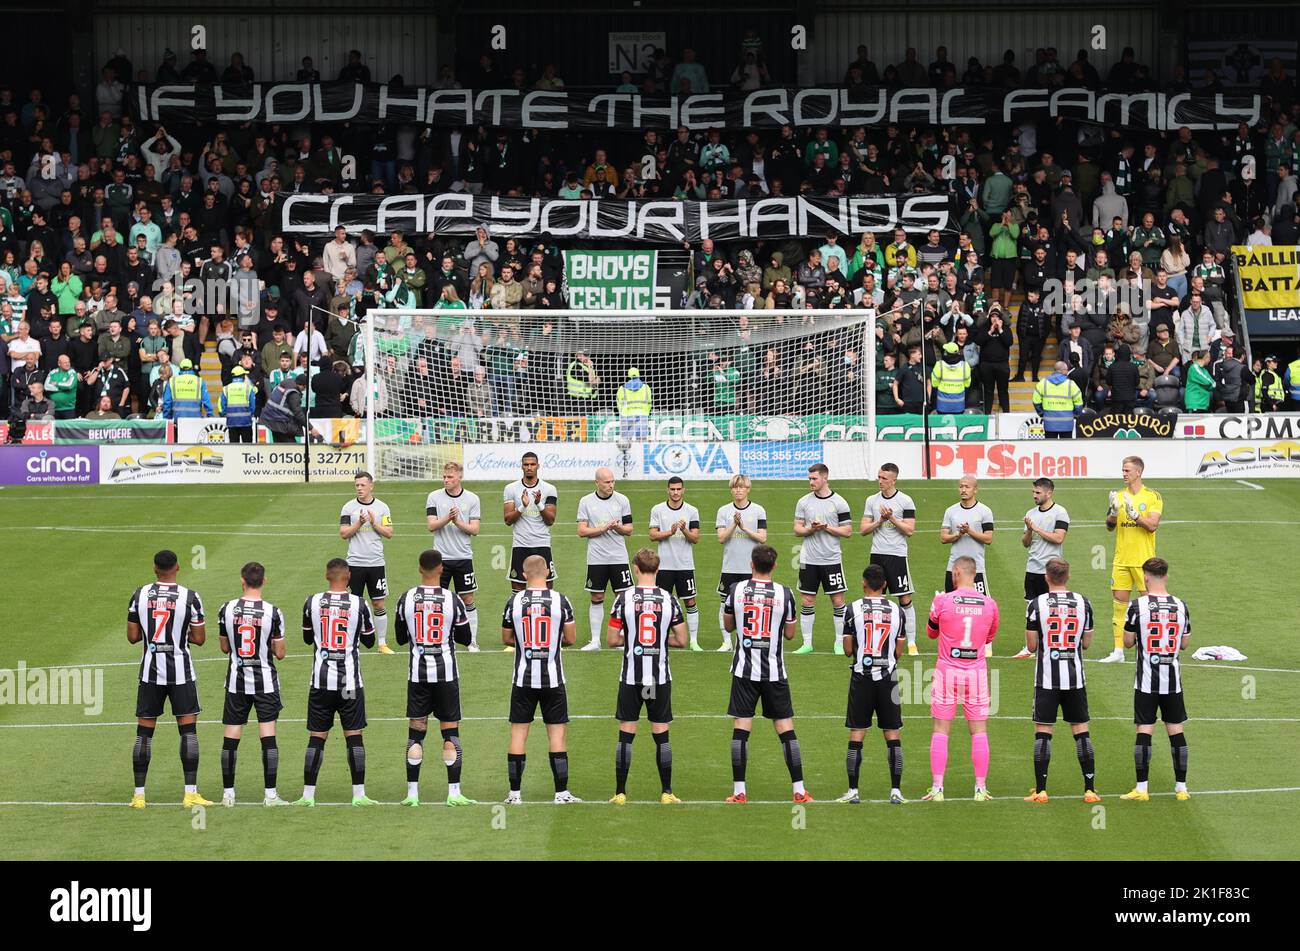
[151,607,173,643]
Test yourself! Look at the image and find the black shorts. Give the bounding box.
[222,691,283,726]
[1024,572,1049,602]
[869,553,914,597]
[798,562,847,595]
[657,569,697,601]
[615,681,673,724]
[135,681,201,719]
[1134,690,1188,726]
[1033,686,1090,725]
[846,673,904,731]
[509,684,569,724]
[944,570,989,595]
[406,679,462,722]
[728,677,795,721]
[347,564,388,600]
[586,562,633,594]
[989,257,1017,290]
[442,559,477,595]
[510,546,556,583]
[717,572,751,597]
[307,686,368,732]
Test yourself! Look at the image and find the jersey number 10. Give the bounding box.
[522,613,553,649]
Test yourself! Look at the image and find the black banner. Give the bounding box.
[1076,410,1178,438]
[133,82,1260,132]
[279,192,954,242]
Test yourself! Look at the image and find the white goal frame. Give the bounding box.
[363,305,918,479]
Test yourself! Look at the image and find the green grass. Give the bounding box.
[2,477,1298,860]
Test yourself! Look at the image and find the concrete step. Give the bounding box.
[201,341,224,402]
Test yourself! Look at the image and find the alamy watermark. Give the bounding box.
[0,662,104,715]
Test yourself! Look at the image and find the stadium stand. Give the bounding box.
[1,13,1298,442]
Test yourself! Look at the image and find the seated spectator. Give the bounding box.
[1147,323,1181,379]
[85,393,121,420]
[14,378,52,425]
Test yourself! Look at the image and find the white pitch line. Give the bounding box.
[2,786,1298,808]
[3,713,1298,730]
[1236,480,1266,490]
[6,652,1298,675]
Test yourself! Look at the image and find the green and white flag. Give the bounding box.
[563,250,659,310]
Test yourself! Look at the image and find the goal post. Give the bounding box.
[362,306,912,482]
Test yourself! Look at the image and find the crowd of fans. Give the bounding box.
[2,37,1299,437]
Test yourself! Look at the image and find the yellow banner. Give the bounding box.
[1233,245,1300,308]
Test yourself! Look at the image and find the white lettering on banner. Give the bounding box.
[594,418,735,442]
[282,195,953,238]
[569,255,652,282]
[26,453,91,476]
[141,84,1262,131]
[641,443,738,479]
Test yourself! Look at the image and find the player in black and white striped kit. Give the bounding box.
[722,544,809,804]
[394,549,474,808]
[838,564,907,805]
[426,460,482,651]
[216,562,288,808]
[1121,557,1193,802]
[1023,559,1098,804]
[296,559,376,807]
[501,554,579,804]
[606,549,688,805]
[126,549,208,809]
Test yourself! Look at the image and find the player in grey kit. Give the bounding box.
[576,467,634,651]
[792,464,853,655]
[340,471,395,653]
[1014,477,1070,659]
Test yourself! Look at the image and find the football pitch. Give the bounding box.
[2,476,1298,860]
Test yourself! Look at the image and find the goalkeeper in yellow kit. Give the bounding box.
[1101,456,1163,663]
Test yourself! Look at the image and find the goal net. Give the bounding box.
[363,307,892,481]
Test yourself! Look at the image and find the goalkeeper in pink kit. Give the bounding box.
[924,556,999,802]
